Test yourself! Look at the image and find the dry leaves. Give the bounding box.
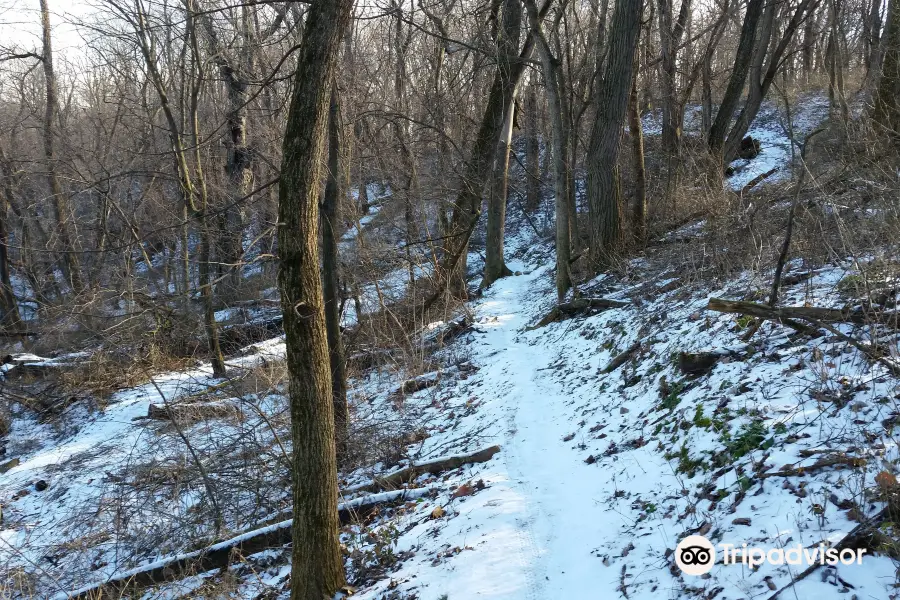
[876,470,898,491]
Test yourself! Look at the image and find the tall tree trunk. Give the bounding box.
[39,0,83,295]
[875,0,900,136]
[483,0,522,288]
[201,13,252,299]
[657,0,691,204]
[186,2,226,378]
[658,0,691,155]
[391,0,420,282]
[803,5,816,82]
[707,0,765,157]
[627,71,647,244]
[0,145,21,329]
[586,0,643,264]
[827,0,849,120]
[524,0,571,301]
[721,0,820,164]
[525,83,541,212]
[438,0,530,299]
[483,96,516,287]
[277,0,352,594]
[868,0,884,75]
[323,89,348,452]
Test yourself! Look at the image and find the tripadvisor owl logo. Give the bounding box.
[675,535,716,575]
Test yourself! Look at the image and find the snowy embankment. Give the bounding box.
[0,338,289,597]
[335,235,898,600]
[2,125,897,597]
[642,93,832,190]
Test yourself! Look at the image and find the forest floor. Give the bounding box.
[2,93,899,599]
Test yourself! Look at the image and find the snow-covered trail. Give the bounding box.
[475,268,606,596]
[440,262,674,598]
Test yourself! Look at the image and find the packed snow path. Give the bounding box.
[463,265,657,597]
[412,262,688,598]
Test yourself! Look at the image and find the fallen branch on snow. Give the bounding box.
[739,166,779,196]
[145,399,241,421]
[389,371,442,400]
[707,298,899,328]
[61,488,433,600]
[707,298,900,374]
[345,445,502,495]
[602,342,642,373]
[61,445,501,599]
[529,298,629,329]
[765,498,900,599]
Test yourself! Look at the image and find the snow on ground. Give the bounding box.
[0,339,288,597]
[331,236,898,600]
[726,94,832,190]
[642,93,833,191]
[4,225,897,599]
[2,102,897,598]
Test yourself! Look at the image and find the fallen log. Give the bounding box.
[759,453,867,478]
[347,347,398,370]
[61,487,433,600]
[677,351,722,377]
[739,167,779,196]
[60,446,501,599]
[707,298,898,327]
[218,316,284,355]
[146,400,241,422]
[708,298,900,374]
[428,315,473,347]
[530,298,629,329]
[4,361,82,380]
[390,372,441,400]
[602,342,642,374]
[345,445,501,495]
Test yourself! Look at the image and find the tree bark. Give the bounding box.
[867,0,884,76]
[322,88,349,453]
[483,0,521,289]
[525,84,541,212]
[201,11,252,298]
[627,71,647,244]
[0,144,21,329]
[875,0,900,137]
[437,0,540,301]
[720,0,820,164]
[39,0,83,295]
[707,0,765,158]
[483,92,516,287]
[186,2,227,378]
[524,0,572,301]
[585,0,644,264]
[657,0,691,156]
[277,0,353,593]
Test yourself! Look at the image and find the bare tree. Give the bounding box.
[39,0,84,294]
[585,0,644,264]
[524,0,572,301]
[875,0,900,136]
[323,87,349,452]
[277,0,353,594]
[483,0,523,288]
